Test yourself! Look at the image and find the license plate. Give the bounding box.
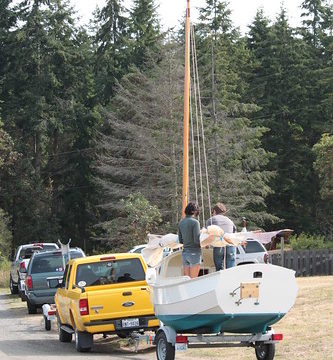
[175,343,188,351]
[121,318,139,328]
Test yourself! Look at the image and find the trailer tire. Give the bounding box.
[57,316,72,343]
[74,325,93,352]
[155,331,175,360]
[255,342,275,360]
[44,316,51,331]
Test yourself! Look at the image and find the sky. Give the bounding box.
[70,0,304,34]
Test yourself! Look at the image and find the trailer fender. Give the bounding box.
[154,326,177,346]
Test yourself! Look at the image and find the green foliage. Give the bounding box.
[313,133,333,200]
[0,208,12,259]
[129,0,162,70]
[290,232,333,250]
[194,0,278,228]
[102,192,162,251]
[123,192,162,242]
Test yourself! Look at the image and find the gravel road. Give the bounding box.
[0,290,157,360]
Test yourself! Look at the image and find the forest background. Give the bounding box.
[0,0,332,255]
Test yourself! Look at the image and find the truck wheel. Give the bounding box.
[44,316,51,331]
[57,316,72,343]
[27,300,37,314]
[74,325,93,352]
[155,331,175,360]
[10,276,18,295]
[255,342,275,360]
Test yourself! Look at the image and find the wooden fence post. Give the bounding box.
[280,237,284,267]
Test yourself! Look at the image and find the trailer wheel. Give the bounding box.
[255,342,275,360]
[155,331,175,360]
[44,316,51,331]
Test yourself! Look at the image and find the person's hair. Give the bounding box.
[213,202,227,215]
[185,202,199,216]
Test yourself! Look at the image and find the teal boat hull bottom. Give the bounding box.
[158,313,285,334]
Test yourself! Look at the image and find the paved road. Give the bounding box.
[0,291,157,360]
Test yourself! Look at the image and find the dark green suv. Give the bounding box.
[25,248,85,314]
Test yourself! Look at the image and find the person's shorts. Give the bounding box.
[182,248,202,266]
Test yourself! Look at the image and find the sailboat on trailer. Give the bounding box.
[145,0,297,335]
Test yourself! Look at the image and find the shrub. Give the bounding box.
[290,233,328,250]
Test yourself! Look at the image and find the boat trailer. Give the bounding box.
[135,325,283,360]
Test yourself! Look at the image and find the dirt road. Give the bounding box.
[0,290,156,360]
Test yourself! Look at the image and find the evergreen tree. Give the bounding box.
[0,0,98,250]
[93,0,130,104]
[246,8,319,232]
[313,134,333,239]
[129,0,162,70]
[194,0,277,228]
[96,41,184,245]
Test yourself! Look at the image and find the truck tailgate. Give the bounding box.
[86,283,153,322]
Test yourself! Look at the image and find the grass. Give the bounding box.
[176,276,333,360]
[0,259,10,288]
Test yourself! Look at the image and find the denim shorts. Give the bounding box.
[182,248,202,266]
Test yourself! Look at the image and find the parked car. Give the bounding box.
[54,253,159,352]
[25,248,85,314]
[236,239,269,265]
[10,243,59,295]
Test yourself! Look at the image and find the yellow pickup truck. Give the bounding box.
[54,253,159,352]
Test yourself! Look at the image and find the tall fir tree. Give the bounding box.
[194,0,277,228]
[96,40,185,247]
[93,0,130,104]
[129,0,162,70]
[0,0,98,251]
[246,7,319,232]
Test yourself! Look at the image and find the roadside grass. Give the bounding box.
[176,276,333,360]
[0,259,10,288]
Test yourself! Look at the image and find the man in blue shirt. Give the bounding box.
[206,203,236,271]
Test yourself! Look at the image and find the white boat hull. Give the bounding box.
[149,252,297,333]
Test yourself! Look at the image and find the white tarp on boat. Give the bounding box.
[142,228,292,267]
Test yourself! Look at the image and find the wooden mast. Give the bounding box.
[182,0,191,218]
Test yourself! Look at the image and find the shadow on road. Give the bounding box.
[0,338,156,357]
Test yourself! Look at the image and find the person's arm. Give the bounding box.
[193,220,201,246]
[178,226,183,244]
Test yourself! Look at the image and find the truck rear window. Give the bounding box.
[76,258,145,287]
[30,251,84,274]
[31,254,64,274]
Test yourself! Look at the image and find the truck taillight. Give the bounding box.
[20,261,26,269]
[264,254,269,263]
[26,275,33,289]
[79,299,89,316]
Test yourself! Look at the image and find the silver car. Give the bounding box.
[10,243,58,295]
[236,239,269,265]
